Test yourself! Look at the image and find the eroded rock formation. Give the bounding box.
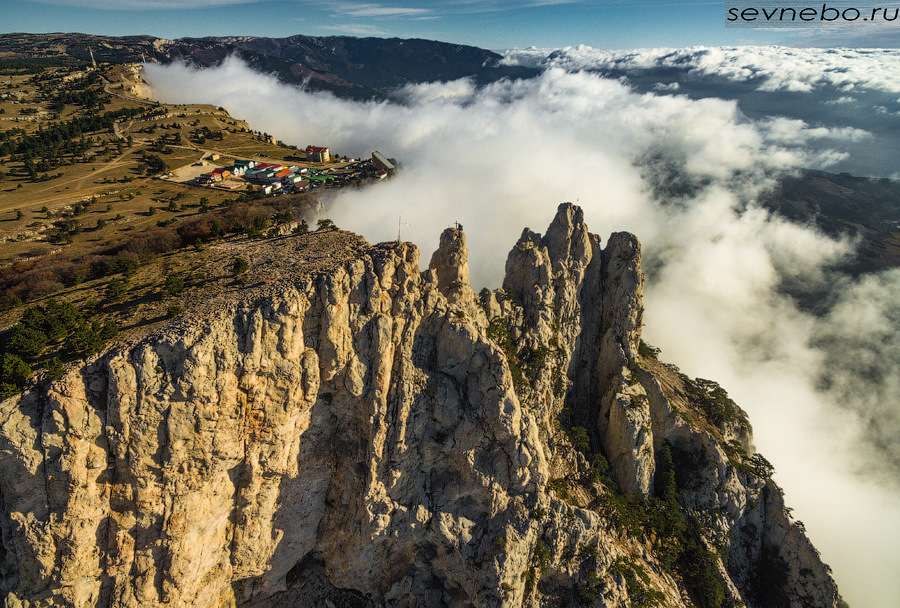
[0,204,843,608]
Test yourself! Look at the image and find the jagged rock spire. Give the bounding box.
[427,226,481,320]
[428,226,470,296]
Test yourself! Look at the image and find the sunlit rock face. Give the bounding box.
[0,203,842,608]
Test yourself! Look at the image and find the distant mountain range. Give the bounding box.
[0,32,539,99]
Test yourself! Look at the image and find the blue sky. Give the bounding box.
[4,0,898,49]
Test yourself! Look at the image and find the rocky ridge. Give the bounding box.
[0,33,540,101]
[0,203,843,607]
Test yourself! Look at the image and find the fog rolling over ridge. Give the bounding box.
[144,51,900,608]
[501,45,900,179]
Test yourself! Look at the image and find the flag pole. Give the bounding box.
[397,217,411,242]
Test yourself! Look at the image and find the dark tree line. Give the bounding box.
[0,298,117,398]
[0,106,148,157]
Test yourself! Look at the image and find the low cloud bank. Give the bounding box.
[144,56,900,607]
[501,46,900,177]
[501,45,900,94]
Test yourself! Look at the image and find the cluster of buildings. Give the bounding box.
[196,159,302,190]
[191,149,395,195]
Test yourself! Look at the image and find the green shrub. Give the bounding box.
[612,557,667,607]
[65,322,104,357]
[0,354,32,398]
[7,325,48,360]
[574,571,601,603]
[231,257,249,275]
[552,367,565,397]
[569,426,591,453]
[682,543,725,608]
[589,453,612,485]
[14,299,85,347]
[547,477,571,501]
[627,359,642,385]
[521,345,550,369]
[98,320,118,341]
[746,453,774,478]
[638,339,661,359]
[533,539,552,569]
[578,544,598,561]
[680,375,747,427]
[523,569,536,594]
[486,318,528,395]
[105,277,127,303]
[164,273,185,296]
[45,357,64,382]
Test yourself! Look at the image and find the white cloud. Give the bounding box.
[393,78,478,104]
[759,116,872,145]
[498,46,556,67]
[503,45,900,94]
[318,23,390,36]
[333,2,432,17]
[143,56,900,608]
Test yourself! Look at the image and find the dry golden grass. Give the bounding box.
[0,63,343,266]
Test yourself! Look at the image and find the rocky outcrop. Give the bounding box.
[428,227,483,323]
[0,204,843,608]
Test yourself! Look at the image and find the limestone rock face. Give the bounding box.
[0,204,843,608]
[428,227,483,323]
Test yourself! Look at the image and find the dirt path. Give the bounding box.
[2,143,149,213]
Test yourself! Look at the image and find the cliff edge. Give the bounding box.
[0,203,843,608]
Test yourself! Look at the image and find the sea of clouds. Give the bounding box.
[501,45,900,93]
[143,48,900,607]
[502,45,900,179]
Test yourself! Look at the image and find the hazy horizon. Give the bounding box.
[7,0,900,49]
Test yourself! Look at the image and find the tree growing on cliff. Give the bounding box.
[316,218,338,231]
[0,354,32,398]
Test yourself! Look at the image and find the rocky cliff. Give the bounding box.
[0,204,844,608]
